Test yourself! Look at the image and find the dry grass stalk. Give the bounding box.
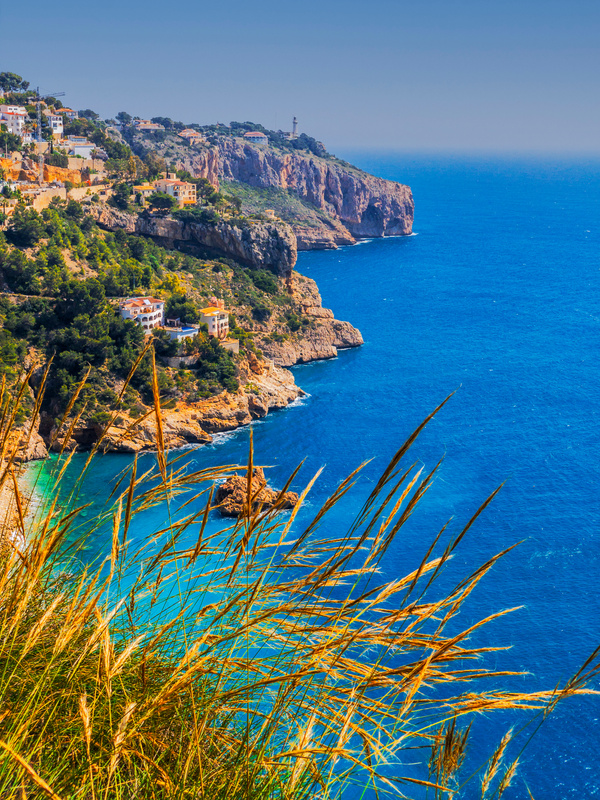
[0,375,595,800]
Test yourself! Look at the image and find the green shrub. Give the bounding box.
[6,205,45,247]
[252,303,271,322]
[250,269,278,294]
[285,311,301,331]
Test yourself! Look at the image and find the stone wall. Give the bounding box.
[31,184,112,211]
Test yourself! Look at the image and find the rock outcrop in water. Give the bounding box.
[215,467,299,517]
[89,206,297,278]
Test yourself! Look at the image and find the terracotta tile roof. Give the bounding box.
[121,296,164,308]
[200,306,227,316]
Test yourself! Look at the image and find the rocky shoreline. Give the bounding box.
[20,311,361,460]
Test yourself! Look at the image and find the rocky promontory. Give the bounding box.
[250,274,364,366]
[128,132,414,249]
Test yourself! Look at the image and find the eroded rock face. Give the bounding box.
[12,430,49,463]
[88,207,297,277]
[216,138,414,238]
[215,467,298,517]
[187,219,297,278]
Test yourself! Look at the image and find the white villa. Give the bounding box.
[0,106,27,137]
[62,135,96,158]
[120,297,165,331]
[46,113,63,139]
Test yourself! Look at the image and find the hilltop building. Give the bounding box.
[178,128,204,143]
[283,116,298,140]
[133,119,165,132]
[120,297,165,331]
[59,108,78,121]
[243,131,268,145]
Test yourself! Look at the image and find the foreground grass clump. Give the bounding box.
[0,376,598,799]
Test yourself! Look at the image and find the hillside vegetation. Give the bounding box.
[0,198,309,428]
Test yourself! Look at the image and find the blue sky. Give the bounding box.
[1,0,598,152]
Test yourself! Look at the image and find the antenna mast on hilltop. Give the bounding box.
[33,87,65,185]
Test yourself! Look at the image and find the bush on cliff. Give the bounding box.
[0,384,598,799]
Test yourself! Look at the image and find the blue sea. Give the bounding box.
[36,154,600,797]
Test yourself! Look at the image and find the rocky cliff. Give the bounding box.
[130,133,414,249]
[250,274,364,366]
[89,206,297,278]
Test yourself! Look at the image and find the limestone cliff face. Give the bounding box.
[148,137,414,246]
[88,206,297,278]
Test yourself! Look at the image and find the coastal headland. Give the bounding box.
[0,88,412,461]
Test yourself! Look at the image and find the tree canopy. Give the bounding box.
[0,72,29,92]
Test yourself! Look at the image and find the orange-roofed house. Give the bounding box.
[178,128,204,143]
[199,303,229,339]
[243,131,268,145]
[59,108,78,121]
[153,178,197,208]
[119,297,165,331]
[133,184,156,201]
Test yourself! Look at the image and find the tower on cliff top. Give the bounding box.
[293,116,298,136]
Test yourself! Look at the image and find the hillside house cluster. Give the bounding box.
[119,296,230,341]
[0,106,79,143]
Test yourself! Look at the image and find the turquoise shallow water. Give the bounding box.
[36,154,600,797]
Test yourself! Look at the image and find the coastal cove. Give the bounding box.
[29,153,600,798]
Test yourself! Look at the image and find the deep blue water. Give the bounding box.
[36,154,600,797]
